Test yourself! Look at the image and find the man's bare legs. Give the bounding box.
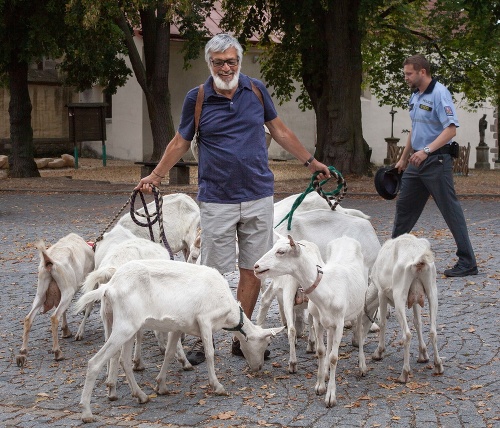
[232,267,270,359]
[237,267,261,319]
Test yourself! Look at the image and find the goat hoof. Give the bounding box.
[397,372,410,383]
[136,393,149,404]
[325,395,337,407]
[82,415,96,423]
[315,384,326,395]
[288,362,297,373]
[156,385,168,395]
[54,350,64,361]
[133,362,145,371]
[16,354,27,367]
[434,362,444,375]
[213,385,228,396]
[181,362,194,371]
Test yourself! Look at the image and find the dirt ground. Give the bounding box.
[1,157,499,196]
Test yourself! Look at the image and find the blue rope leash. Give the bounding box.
[275,166,347,231]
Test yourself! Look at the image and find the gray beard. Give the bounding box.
[212,68,240,91]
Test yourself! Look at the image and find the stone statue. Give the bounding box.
[479,114,487,145]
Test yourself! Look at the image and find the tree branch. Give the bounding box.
[114,10,148,92]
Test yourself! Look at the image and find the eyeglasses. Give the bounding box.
[210,58,239,68]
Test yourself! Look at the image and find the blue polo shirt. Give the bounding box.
[408,78,459,150]
[178,74,278,203]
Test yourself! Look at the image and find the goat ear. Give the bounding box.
[264,326,286,338]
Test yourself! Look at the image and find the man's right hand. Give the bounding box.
[395,158,408,173]
[134,174,162,192]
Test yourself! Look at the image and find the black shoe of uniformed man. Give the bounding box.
[444,264,478,277]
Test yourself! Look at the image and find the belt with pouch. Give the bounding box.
[428,145,451,156]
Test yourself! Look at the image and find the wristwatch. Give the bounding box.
[304,155,315,167]
[423,146,431,155]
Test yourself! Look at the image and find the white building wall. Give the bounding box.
[105,35,496,168]
[105,38,147,161]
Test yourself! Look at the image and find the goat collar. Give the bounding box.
[223,306,247,339]
[300,265,323,294]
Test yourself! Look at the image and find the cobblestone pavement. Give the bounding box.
[0,188,498,427]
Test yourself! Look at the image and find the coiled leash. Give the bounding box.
[92,184,174,260]
[275,165,347,231]
[129,185,174,260]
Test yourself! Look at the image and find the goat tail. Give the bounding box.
[74,284,108,315]
[81,267,117,294]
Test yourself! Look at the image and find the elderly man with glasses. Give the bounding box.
[136,33,329,365]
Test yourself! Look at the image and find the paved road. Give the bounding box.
[0,190,498,427]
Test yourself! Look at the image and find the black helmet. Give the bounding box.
[374,166,402,200]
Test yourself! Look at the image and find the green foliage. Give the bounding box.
[172,0,213,68]
[222,0,499,111]
[362,0,500,110]
[0,0,66,72]
[62,2,131,94]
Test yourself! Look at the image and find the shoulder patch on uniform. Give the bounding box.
[444,106,453,116]
[409,103,414,111]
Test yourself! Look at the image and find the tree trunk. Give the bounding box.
[8,57,40,178]
[146,11,175,162]
[305,0,369,175]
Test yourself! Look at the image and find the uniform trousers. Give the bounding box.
[392,153,476,268]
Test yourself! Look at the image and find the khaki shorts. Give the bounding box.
[199,196,274,273]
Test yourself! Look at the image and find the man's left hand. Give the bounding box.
[409,150,428,167]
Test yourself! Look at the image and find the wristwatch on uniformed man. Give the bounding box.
[423,146,431,155]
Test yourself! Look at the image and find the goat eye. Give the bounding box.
[277,250,285,255]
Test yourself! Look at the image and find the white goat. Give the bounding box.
[274,192,371,225]
[75,259,284,423]
[255,235,369,407]
[369,234,444,383]
[257,209,380,372]
[117,193,200,261]
[76,224,138,338]
[16,233,94,367]
[77,236,191,378]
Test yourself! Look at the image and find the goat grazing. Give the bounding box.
[370,233,444,383]
[76,236,191,373]
[255,235,369,407]
[75,259,284,423]
[117,193,200,261]
[16,233,94,367]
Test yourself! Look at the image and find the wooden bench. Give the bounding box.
[135,161,197,185]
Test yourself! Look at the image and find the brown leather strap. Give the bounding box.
[250,81,264,107]
[194,84,204,131]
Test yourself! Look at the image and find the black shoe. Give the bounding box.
[231,339,270,359]
[186,339,205,365]
[444,264,478,277]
